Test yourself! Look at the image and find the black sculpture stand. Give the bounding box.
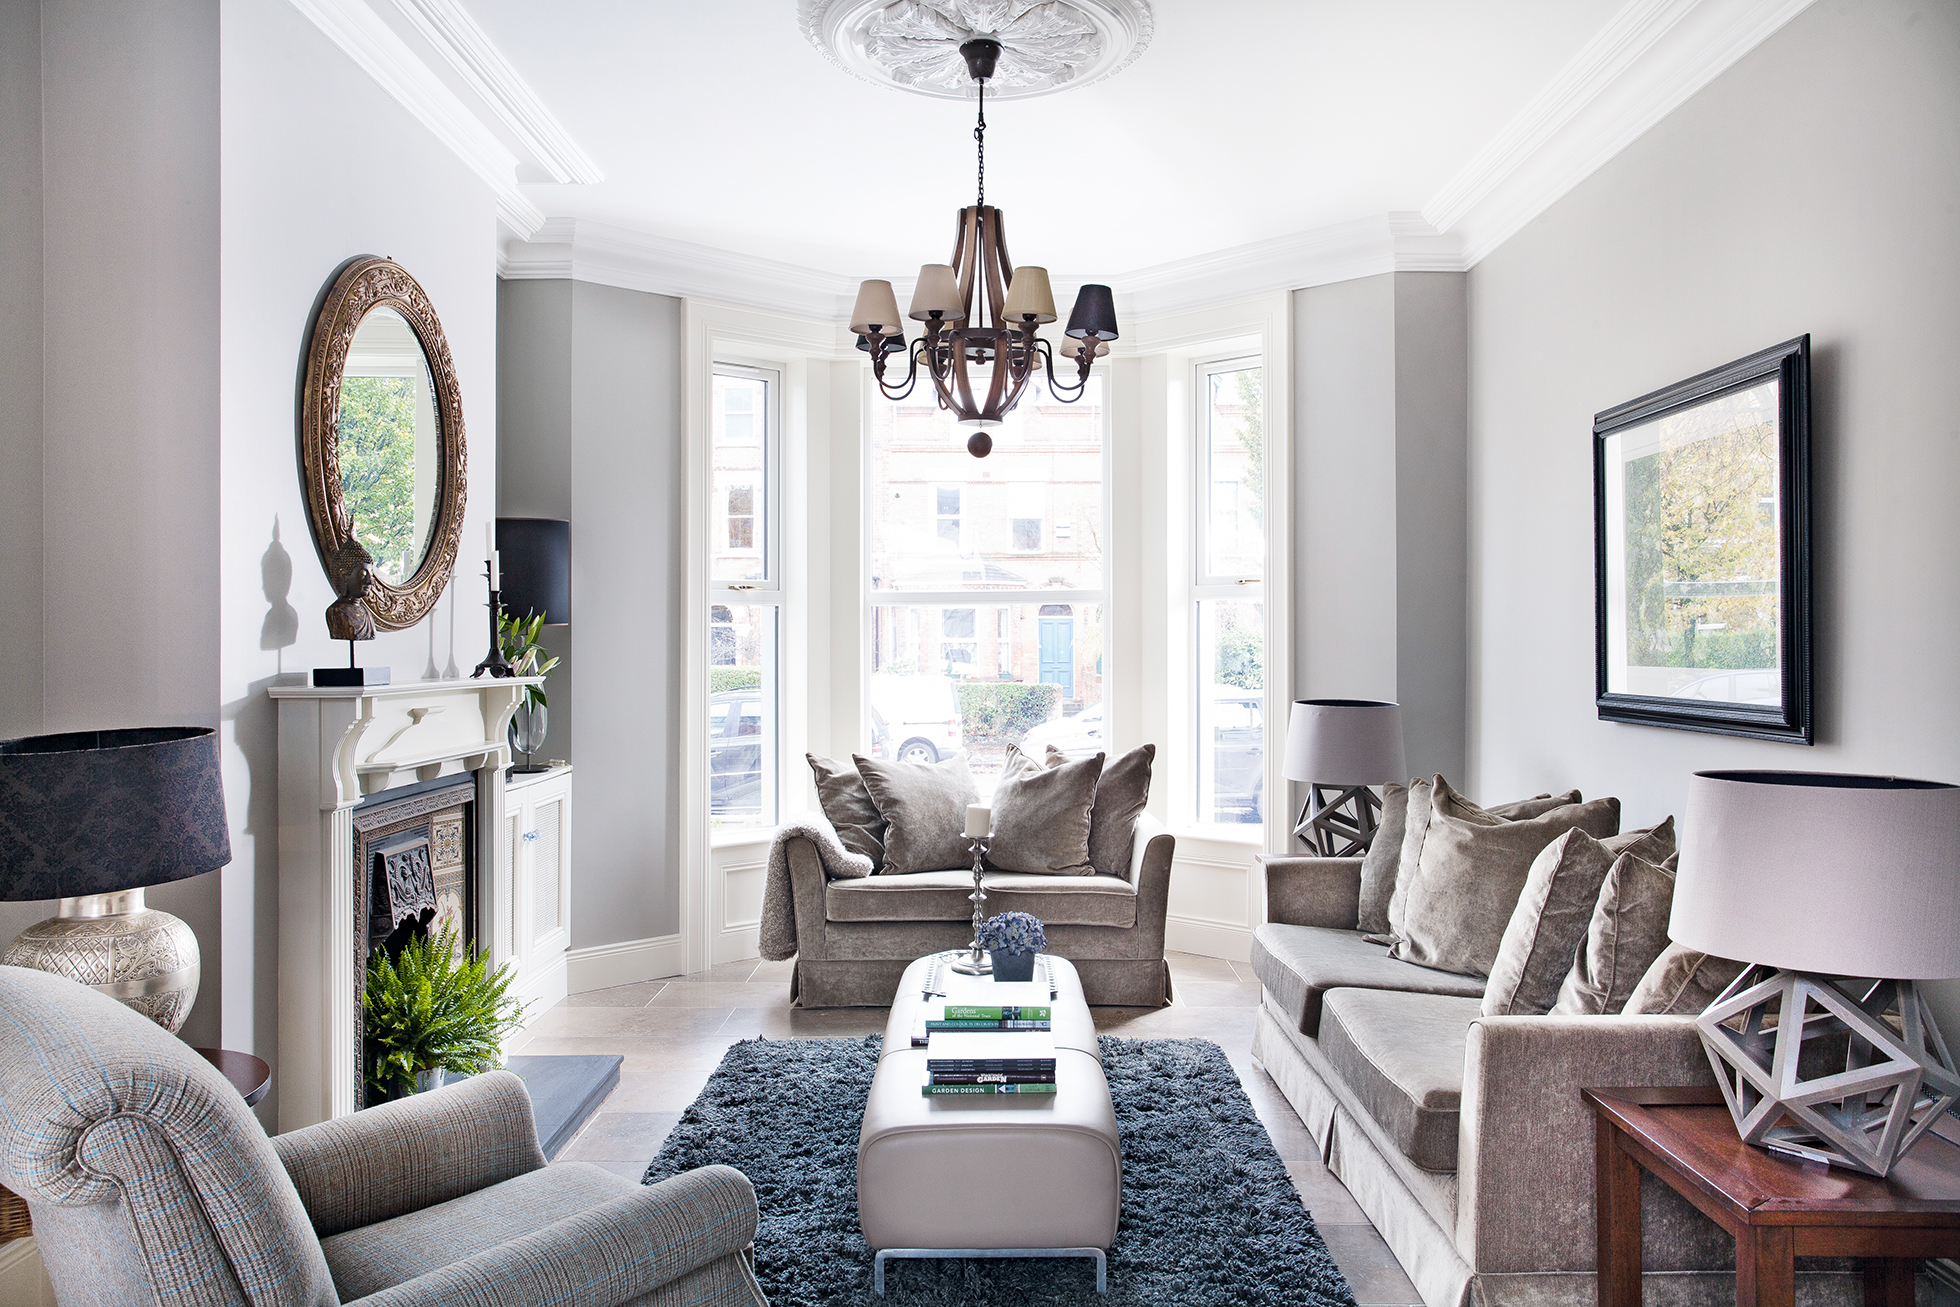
[314,638,391,688]
[472,575,515,679]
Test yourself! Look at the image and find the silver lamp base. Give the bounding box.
[1697,964,1960,1176]
[1,887,201,1033]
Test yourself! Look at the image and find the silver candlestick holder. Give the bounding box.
[950,835,992,975]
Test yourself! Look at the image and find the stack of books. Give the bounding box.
[922,1023,1058,1096]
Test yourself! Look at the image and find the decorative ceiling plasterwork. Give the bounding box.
[800,0,1152,99]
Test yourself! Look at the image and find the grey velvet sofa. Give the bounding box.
[0,965,768,1307]
[1248,855,1862,1307]
[783,810,1175,1007]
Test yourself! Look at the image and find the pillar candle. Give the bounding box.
[964,804,991,838]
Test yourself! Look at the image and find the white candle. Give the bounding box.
[964,804,991,838]
[489,550,500,588]
[485,521,495,561]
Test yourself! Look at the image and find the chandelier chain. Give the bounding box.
[974,76,986,207]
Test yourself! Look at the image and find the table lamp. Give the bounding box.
[1672,769,1960,1176]
[1282,699,1407,856]
[0,727,231,1034]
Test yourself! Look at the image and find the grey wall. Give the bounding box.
[0,0,43,745]
[1465,0,1960,1026]
[1293,271,1468,784]
[498,279,686,948]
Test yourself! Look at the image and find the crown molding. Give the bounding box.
[388,0,603,185]
[290,0,546,235]
[1425,0,1817,264]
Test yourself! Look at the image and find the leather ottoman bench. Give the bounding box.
[858,953,1122,1294]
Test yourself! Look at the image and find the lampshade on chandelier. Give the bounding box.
[852,38,1118,458]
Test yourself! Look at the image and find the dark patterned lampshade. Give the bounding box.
[496,517,573,626]
[0,727,232,902]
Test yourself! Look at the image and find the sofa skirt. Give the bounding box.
[791,956,1172,1009]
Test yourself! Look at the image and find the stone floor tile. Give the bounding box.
[528,1005,735,1038]
[601,1068,715,1112]
[558,1111,682,1164]
[748,958,796,981]
[642,981,794,1008]
[1167,979,1262,1008]
[1316,1224,1423,1306]
[1286,1160,1370,1225]
[722,1006,888,1039]
[1165,951,1241,983]
[665,960,762,983]
[563,981,666,1007]
[516,1034,743,1072]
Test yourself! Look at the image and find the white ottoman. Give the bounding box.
[857,953,1121,1294]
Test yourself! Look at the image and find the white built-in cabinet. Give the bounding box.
[503,764,573,1017]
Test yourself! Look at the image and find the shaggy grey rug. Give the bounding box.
[642,1034,1356,1306]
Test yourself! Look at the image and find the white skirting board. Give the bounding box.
[0,1238,56,1306]
[1165,915,1254,963]
[566,933,685,993]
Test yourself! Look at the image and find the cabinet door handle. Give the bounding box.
[523,829,541,843]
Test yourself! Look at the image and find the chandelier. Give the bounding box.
[850,37,1118,458]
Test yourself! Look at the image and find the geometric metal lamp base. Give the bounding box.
[0,887,201,1034]
[1294,783,1383,857]
[1696,965,1960,1177]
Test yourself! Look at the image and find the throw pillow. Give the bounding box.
[1355,782,1408,935]
[853,752,981,876]
[806,753,886,871]
[988,746,1102,875]
[1482,828,1620,1016]
[1049,742,1157,879]
[1378,779,1579,942]
[1603,815,1676,862]
[1623,943,1749,1016]
[1389,778,1622,978]
[1549,850,1680,1016]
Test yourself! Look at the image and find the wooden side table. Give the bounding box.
[194,1048,271,1107]
[1585,1086,1960,1307]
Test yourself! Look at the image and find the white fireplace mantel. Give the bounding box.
[270,675,540,1132]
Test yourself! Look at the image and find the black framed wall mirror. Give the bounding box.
[1593,335,1812,743]
[299,256,467,631]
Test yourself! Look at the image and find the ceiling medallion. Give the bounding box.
[851,39,1118,458]
[801,0,1153,101]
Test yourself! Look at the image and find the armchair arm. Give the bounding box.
[784,831,834,956]
[1124,812,1176,950]
[1456,1015,1713,1274]
[1261,856,1362,929]
[348,1165,761,1307]
[274,1069,546,1238]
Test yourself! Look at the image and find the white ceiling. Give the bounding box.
[461,0,1627,280]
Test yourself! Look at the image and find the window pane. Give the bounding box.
[1197,598,1264,825]
[1206,366,1264,578]
[712,373,767,583]
[869,603,1103,798]
[869,374,1103,592]
[709,605,777,828]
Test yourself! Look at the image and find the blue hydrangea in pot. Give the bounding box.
[977,911,1047,983]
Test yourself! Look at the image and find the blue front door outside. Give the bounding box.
[1038,618,1074,699]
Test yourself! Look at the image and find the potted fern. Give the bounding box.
[363,925,527,1101]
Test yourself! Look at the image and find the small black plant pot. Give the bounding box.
[990,950,1038,982]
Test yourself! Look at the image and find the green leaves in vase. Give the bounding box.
[497,608,560,710]
[363,925,528,1101]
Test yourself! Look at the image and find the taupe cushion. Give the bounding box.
[1390,778,1622,978]
[826,869,1139,927]
[1551,849,1680,1016]
[1084,744,1156,880]
[1482,828,1619,1016]
[854,752,980,876]
[1603,814,1677,861]
[1376,781,1577,943]
[1624,942,1748,1016]
[807,753,886,870]
[1356,782,1408,934]
[988,745,1101,875]
[1249,923,1485,1038]
[1318,988,1482,1173]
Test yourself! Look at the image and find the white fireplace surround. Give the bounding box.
[270,675,539,1132]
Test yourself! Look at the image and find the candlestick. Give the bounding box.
[470,564,515,679]
[964,804,991,839]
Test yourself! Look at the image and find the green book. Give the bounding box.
[942,1005,1051,1021]
[925,1019,1052,1031]
[922,1082,1058,1095]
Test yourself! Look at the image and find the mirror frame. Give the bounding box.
[299,256,467,631]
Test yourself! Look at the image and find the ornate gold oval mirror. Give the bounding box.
[300,256,466,631]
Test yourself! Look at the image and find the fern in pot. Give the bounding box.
[364,925,527,1101]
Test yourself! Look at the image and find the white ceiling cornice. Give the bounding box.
[1425,0,1818,263]
[388,0,602,185]
[287,0,547,234]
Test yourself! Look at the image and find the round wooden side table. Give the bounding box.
[194,1048,271,1107]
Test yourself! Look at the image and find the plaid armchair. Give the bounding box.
[0,965,767,1306]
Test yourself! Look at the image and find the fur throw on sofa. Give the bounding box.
[759,815,873,960]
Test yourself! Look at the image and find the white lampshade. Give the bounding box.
[909,264,964,321]
[1672,771,1960,978]
[1002,266,1057,324]
[850,280,903,337]
[1282,699,1406,785]
[1060,335,1108,360]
